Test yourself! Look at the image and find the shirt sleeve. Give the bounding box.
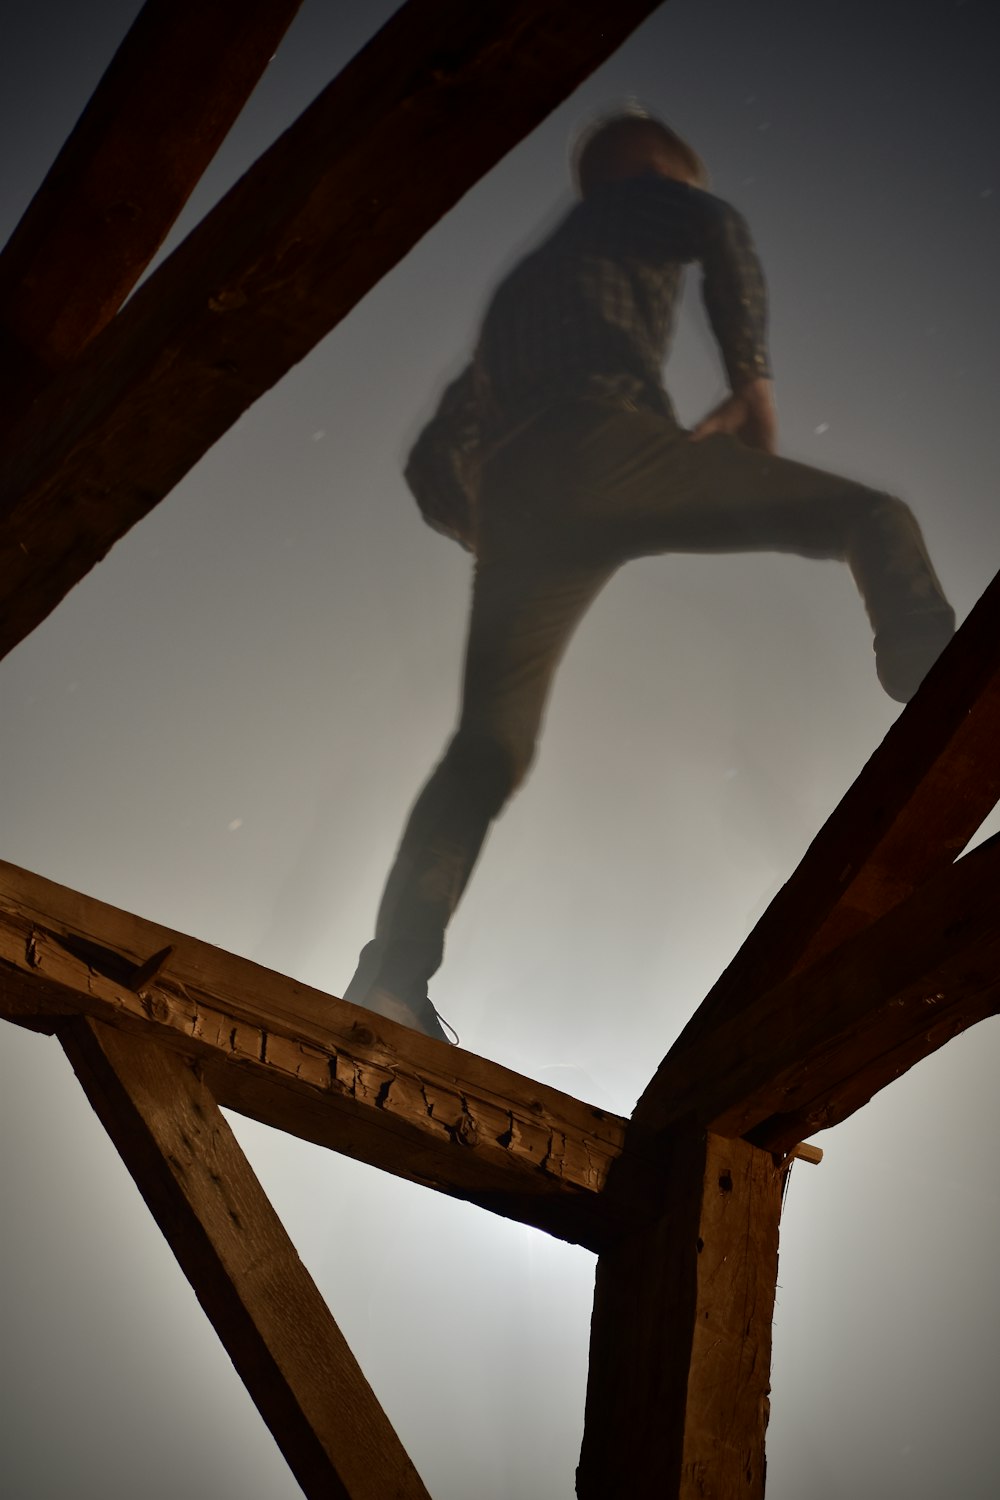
[606,177,772,390]
[693,190,772,390]
[403,364,480,553]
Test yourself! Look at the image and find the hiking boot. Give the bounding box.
[874,609,955,703]
[343,940,456,1044]
[359,983,454,1043]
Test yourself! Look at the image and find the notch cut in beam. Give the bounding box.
[0,0,666,664]
[0,860,626,1250]
[0,0,304,406]
[62,1016,430,1500]
[636,565,1000,1140]
[644,832,1000,1154]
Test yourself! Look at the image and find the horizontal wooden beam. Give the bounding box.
[635,569,1000,1140]
[62,1016,429,1500]
[638,834,1000,1154]
[0,860,626,1249]
[0,0,303,410]
[0,0,666,663]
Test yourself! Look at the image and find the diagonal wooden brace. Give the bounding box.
[60,1016,430,1500]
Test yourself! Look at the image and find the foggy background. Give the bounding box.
[1,1,998,1496]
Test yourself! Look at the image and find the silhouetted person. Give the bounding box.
[345,112,954,1041]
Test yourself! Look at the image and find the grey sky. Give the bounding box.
[1,2,998,1496]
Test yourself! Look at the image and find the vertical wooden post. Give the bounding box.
[61,1017,430,1500]
[578,1127,782,1498]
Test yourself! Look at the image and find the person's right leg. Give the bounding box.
[543,403,954,701]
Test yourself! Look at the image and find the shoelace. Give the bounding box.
[431,1002,460,1047]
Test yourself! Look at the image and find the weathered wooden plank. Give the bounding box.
[0,0,667,663]
[0,860,626,1248]
[636,571,1000,1139]
[639,833,1000,1153]
[578,1128,781,1498]
[0,0,304,410]
[61,1016,430,1500]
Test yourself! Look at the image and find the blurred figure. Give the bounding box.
[344,111,953,1041]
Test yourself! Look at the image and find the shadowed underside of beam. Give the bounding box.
[0,0,666,664]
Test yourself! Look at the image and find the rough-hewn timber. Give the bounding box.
[636,567,1000,1140]
[62,1016,430,1500]
[0,0,303,417]
[0,860,626,1249]
[636,832,1000,1152]
[0,0,666,664]
[579,1128,781,1498]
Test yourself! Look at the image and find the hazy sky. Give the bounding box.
[1,2,998,1497]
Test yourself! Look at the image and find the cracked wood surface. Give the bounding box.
[0,860,625,1249]
[636,564,1000,1141]
[62,1016,430,1500]
[0,0,303,418]
[0,0,666,664]
[578,1129,781,1498]
[638,832,1000,1153]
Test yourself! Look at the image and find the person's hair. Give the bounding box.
[572,112,707,196]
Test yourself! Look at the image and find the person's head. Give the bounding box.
[572,112,707,197]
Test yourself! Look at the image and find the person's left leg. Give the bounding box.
[344,544,612,1038]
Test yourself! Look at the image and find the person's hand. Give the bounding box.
[690,378,777,453]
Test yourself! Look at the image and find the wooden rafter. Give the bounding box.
[635,830,1000,1152]
[635,565,1000,1140]
[0,0,666,665]
[0,860,627,1251]
[0,0,304,415]
[62,1016,430,1500]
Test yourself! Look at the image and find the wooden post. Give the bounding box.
[60,1015,430,1500]
[578,1127,782,1499]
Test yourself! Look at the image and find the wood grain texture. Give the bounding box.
[61,1016,429,1500]
[0,0,303,402]
[640,833,1000,1152]
[0,0,667,663]
[0,860,626,1248]
[636,569,1000,1139]
[578,1128,781,1498]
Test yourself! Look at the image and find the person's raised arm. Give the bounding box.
[688,195,777,453]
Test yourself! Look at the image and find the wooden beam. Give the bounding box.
[0,0,304,408]
[0,0,666,663]
[578,1127,781,1498]
[637,833,1000,1154]
[0,860,627,1249]
[61,1016,430,1500]
[636,572,1000,1138]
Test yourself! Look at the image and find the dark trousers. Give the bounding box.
[348,399,953,1003]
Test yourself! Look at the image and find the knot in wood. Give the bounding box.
[455,1112,478,1148]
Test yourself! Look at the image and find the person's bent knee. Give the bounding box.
[445,727,536,811]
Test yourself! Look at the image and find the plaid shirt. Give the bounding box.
[405,176,771,551]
